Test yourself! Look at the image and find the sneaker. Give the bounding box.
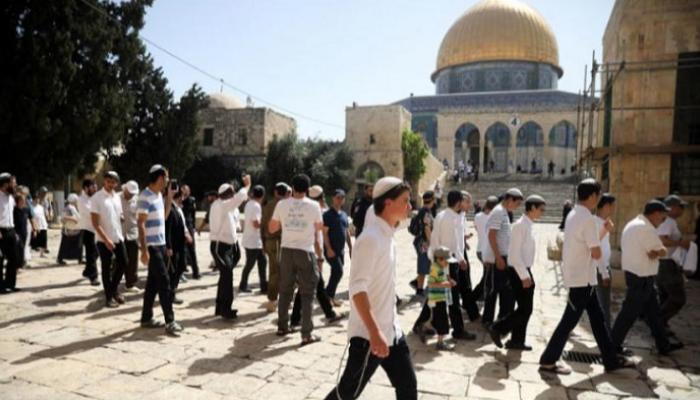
[165,321,184,336]
[173,297,184,305]
[141,319,165,328]
[124,286,141,293]
[331,299,344,307]
[105,299,119,308]
[113,294,126,304]
[436,341,455,351]
[90,278,101,286]
[179,275,188,283]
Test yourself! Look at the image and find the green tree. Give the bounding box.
[0,0,153,188]
[261,134,353,196]
[401,128,429,188]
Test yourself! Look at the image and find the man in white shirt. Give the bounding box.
[656,194,691,329]
[594,194,616,330]
[472,195,499,301]
[269,174,324,345]
[0,173,19,293]
[422,190,477,341]
[482,188,523,326]
[540,179,632,374]
[611,200,682,356]
[78,179,100,286]
[325,177,417,400]
[488,195,545,350]
[210,176,251,320]
[239,185,267,293]
[91,171,128,308]
[120,180,140,291]
[458,191,480,322]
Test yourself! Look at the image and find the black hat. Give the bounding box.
[644,199,669,215]
[333,189,346,198]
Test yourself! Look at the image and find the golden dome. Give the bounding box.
[433,0,561,80]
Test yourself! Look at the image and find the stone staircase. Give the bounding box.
[445,174,577,223]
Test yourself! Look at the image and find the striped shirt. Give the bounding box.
[137,188,166,247]
[427,262,450,306]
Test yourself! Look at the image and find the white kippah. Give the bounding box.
[372,177,403,199]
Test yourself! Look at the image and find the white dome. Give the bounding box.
[207,92,245,109]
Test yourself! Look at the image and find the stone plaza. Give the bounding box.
[1,223,698,400]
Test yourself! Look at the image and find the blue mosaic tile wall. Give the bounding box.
[433,61,560,94]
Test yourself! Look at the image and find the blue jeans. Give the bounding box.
[413,240,430,275]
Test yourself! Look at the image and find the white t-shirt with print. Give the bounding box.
[272,197,322,252]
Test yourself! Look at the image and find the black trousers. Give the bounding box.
[472,251,485,301]
[448,263,466,335]
[459,251,480,321]
[185,225,199,277]
[168,247,187,295]
[213,241,236,317]
[240,248,267,291]
[657,259,686,325]
[81,230,98,280]
[124,239,139,288]
[140,245,174,324]
[611,271,669,351]
[291,274,336,324]
[540,286,618,370]
[415,300,450,335]
[482,259,515,325]
[0,228,18,289]
[493,267,534,345]
[96,241,127,300]
[325,336,417,400]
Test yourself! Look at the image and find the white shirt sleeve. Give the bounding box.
[271,200,282,222]
[508,223,529,280]
[583,218,601,248]
[455,215,465,262]
[349,238,377,297]
[643,227,665,252]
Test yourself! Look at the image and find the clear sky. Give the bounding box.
[141,0,615,140]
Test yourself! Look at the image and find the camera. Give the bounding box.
[170,179,179,192]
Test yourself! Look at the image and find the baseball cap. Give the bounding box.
[372,177,403,199]
[664,194,688,208]
[433,246,458,263]
[334,189,346,198]
[309,185,324,199]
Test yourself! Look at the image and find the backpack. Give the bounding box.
[408,210,424,236]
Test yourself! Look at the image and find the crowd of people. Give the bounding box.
[0,169,698,399]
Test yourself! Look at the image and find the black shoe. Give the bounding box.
[488,326,503,348]
[221,311,238,321]
[238,286,252,293]
[453,331,477,341]
[616,347,634,357]
[172,297,184,305]
[0,287,12,295]
[605,357,635,373]
[659,342,684,355]
[90,279,101,286]
[412,325,427,344]
[192,274,202,280]
[505,341,532,351]
[326,312,347,324]
[57,259,66,266]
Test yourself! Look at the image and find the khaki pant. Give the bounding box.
[263,239,281,302]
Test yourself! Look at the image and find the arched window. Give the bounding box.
[454,123,479,167]
[516,121,544,173]
[485,122,511,172]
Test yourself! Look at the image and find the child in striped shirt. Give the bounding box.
[427,246,457,351]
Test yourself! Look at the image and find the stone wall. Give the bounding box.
[197,107,295,168]
[595,0,700,251]
[417,154,446,198]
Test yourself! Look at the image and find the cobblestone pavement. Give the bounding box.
[1,223,698,399]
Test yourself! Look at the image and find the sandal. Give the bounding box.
[538,364,571,375]
[300,335,322,347]
[276,326,297,336]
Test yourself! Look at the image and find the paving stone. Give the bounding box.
[519,381,567,400]
[467,376,520,400]
[566,389,621,400]
[200,373,267,397]
[645,366,692,388]
[416,369,468,396]
[76,372,164,399]
[67,346,168,374]
[13,358,116,392]
[592,376,655,397]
